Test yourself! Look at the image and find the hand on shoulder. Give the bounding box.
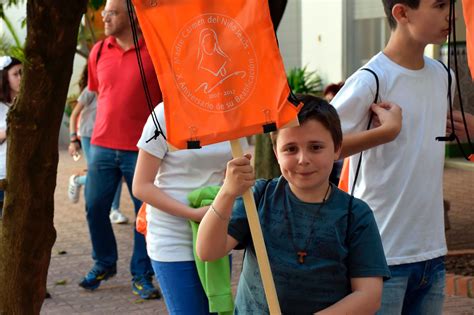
[371,102,402,142]
[447,110,474,140]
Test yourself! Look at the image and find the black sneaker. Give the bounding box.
[78,265,117,291]
[132,276,161,299]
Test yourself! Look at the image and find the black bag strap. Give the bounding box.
[95,39,105,66]
[350,68,379,193]
[345,67,379,246]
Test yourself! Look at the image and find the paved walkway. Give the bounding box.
[40,150,474,314]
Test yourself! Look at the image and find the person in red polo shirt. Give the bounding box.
[78,0,162,299]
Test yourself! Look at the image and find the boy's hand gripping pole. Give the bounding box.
[230,139,281,314]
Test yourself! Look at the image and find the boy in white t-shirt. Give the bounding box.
[332,0,454,314]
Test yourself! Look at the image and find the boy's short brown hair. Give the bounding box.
[382,0,421,29]
[270,94,343,151]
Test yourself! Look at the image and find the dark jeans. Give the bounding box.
[376,256,445,315]
[78,137,122,210]
[151,260,213,315]
[85,144,153,278]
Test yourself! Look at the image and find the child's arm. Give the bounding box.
[132,149,209,222]
[68,101,84,157]
[340,102,402,158]
[0,129,6,142]
[315,277,383,315]
[196,155,255,261]
[447,110,474,140]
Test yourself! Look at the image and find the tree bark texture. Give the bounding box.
[254,0,287,179]
[0,0,87,313]
[254,133,282,179]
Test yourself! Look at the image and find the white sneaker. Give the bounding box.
[109,209,129,224]
[68,175,81,204]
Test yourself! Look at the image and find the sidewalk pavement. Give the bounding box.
[40,150,474,314]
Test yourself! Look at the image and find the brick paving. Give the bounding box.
[444,166,474,251]
[40,151,474,314]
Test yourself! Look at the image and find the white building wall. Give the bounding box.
[276,0,302,71]
[299,0,344,85]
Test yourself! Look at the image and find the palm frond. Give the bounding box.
[287,66,322,95]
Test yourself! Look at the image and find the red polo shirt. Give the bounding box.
[88,36,162,151]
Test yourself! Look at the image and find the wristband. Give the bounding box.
[69,132,77,137]
[209,204,230,221]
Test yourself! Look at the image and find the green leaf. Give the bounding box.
[89,0,105,10]
[287,66,322,95]
[55,279,67,286]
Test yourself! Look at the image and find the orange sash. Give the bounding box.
[132,0,301,149]
[463,0,474,80]
[136,203,147,236]
[338,158,350,193]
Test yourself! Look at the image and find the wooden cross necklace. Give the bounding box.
[284,184,331,264]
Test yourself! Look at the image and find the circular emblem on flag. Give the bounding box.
[172,14,258,112]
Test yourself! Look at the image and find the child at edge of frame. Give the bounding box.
[332,0,456,314]
[196,95,403,314]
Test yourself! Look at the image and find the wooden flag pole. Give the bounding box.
[230,139,281,314]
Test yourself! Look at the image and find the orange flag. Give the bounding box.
[132,0,301,149]
[136,203,147,236]
[338,158,350,193]
[464,0,474,80]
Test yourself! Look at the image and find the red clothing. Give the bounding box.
[88,37,162,151]
[463,0,474,80]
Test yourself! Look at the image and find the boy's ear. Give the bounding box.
[272,145,279,160]
[392,3,409,27]
[334,145,342,161]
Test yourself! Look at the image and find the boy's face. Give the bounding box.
[274,119,341,198]
[404,0,450,45]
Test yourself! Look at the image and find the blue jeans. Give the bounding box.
[151,260,213,315]
[85,144,153,278]
[79,137,121,210]
[377,256,445,315]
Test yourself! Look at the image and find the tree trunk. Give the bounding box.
[0,0,87,313]
[254,133,281,179]
[254,0,287,179]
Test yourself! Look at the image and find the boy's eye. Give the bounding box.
[310,144,323,151]
[283,146,297,153]
[435,0,449,8]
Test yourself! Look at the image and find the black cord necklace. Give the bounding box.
[284,184,331,264]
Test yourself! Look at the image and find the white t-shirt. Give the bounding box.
[0,102,9,179]
[77,88,97,138]
[137,103,248,262]
[332,52,452,265]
